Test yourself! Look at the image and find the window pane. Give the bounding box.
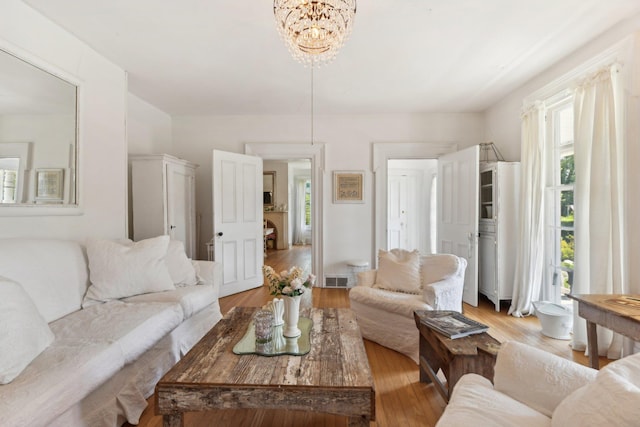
[560,229,574,295]
[557,107,574,146]
[560,154,575,185]
[560,189,574,224]
[304,181,311,226]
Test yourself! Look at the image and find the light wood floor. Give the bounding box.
[131,246,605,427]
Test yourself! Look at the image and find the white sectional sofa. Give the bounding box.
[437,340,640,426]
[0,237,223,427]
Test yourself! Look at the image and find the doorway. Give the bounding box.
[246,143,325,283]
[373,142,457,264]
[263,159,312,258]
[387,158,437,253]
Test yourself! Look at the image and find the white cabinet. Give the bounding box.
[478,161,520,311]
[130,154,197,258]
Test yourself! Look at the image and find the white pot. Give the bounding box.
[282,294,302,338]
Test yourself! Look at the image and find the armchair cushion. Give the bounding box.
[375,249,421,294]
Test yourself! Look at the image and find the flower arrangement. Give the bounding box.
[263,265,315,297]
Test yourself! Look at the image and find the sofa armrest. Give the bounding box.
[356,270,377,287]
[191,260,223,298]
[422,278,463,312]
[493,341,597,417]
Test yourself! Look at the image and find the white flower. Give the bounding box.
[308,274,316,285]
[280,270,289,279]
[290,278,303,289]
[282,285,293,295]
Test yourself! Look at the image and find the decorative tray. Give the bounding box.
[233,317,312,356]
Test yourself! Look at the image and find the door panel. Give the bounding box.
[213,150,263,297]
[438,146,479,306]
[166,163,195,258]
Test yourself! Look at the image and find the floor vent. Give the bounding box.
[325,275,349,288]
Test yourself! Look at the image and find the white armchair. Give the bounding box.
[349,250,467,363]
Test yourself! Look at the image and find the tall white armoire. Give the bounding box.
[478,161,520,312]
[130,154,198,258]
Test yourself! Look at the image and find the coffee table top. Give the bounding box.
[156,306,375,419]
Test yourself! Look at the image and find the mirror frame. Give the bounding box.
[0,41,82,216]
[263,171,276,209]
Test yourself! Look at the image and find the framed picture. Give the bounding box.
[333,170,364,203]
[35,168,64,203]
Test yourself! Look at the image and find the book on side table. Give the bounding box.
[419,311,489,339]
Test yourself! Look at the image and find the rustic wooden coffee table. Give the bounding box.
[414,310,501,402]
[156,306,375,426]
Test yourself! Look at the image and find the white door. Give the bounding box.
[387,174,405,249]
[213,150,263,297]
[387,172,418,250]
[166,162,195,258]
[437,145,479,306]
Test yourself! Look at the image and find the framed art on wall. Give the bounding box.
[35,168,64,203]
[333,170,364,203]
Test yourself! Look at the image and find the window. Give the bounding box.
[545,100,575,303]
[304,180,311,227]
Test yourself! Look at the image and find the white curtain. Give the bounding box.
[292,178,307,245]
[572,65,626,358]
[509,104,546,317]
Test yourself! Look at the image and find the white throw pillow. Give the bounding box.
[83,236,175,305]
[165,240,199,286]
[375,249,421,294]
[0,277,55,384]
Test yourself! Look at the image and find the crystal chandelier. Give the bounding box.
[273,0,357,66]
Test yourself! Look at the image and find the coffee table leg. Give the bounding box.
[163,414,184,427]
[348,415,370,426]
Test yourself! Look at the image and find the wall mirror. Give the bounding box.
[263,171,276,208]
[0,46,78,211]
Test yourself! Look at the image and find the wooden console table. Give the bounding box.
[413,310,501,402]
[568,294,640,369]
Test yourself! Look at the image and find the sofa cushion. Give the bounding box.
[123,285,216,319]
[494,341,597,417]
[54,300,184,364]
[551,352,640,427]
[0,277,55,384]
[436,374,551,427]
[84,236,175,305]
[0,339,125,427]
[376,249,421,293]
[166,240,199,286]
[0,238,88,322]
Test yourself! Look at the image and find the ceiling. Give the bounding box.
[23,0,640,116]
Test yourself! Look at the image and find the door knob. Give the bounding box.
[170,225,176,230]
[217,232,223,237]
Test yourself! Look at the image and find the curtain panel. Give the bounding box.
[572,64,626,358]
[509,104,546,317]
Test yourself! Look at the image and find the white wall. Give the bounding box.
[127,93,172,155]
[0,0,128,240]
[171,113,484,270]
[484,15,640,291]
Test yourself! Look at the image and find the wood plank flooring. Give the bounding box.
[130,246,605,427]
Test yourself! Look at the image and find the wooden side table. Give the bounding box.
[567,294,640,369]
[413,310,501,402]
